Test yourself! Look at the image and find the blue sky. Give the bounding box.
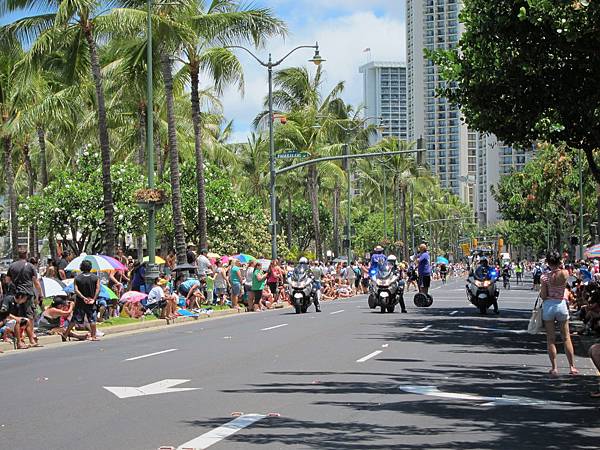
[0,1,405,142]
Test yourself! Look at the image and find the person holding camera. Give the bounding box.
[63,260,100,341]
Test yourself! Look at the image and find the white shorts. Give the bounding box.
[542,299,569,322]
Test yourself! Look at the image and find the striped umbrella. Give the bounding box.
[233,254,256,263]
[584,244,600,259]
[63,280,118,300]
[65,254,123,273]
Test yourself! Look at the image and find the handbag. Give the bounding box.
[527,296,544,334]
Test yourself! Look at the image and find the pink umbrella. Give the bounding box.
[221,255,230,264]
[120,291,147,303]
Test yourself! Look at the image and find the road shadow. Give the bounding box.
[215,365,599,449]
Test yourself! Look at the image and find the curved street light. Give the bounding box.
[227,43,324,259]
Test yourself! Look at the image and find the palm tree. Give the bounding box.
[258,66,346,258]
[0,36,24,259]
[2,0,134,255]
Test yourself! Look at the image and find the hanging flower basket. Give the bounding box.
[135,188,168,210]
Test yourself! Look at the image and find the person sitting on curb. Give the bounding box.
[0,292,43,349]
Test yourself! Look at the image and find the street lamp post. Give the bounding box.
[144,0,159,286]
[579,149,584,260]
[228,43,324,260]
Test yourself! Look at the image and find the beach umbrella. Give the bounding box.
[39,277,67,298]
[63,281,117,300]
[65,254,120,273]
[233,254,256,263]
[120,291,147,303]
[98,255,127,271]
[584,244,600,259]
[436,256,449,265]
[143,255,166,264]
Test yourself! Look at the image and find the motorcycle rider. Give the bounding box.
[369,245,387,274]
[309,259,323,313]
[388,255,407,313]
[470,257,499,314]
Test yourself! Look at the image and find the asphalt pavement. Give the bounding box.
[1,277,598,450]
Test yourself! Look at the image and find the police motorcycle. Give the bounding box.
[368,256,404,313]
[287,257,316,314]
[466,258,499,314]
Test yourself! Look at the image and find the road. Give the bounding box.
[1,278,598,450]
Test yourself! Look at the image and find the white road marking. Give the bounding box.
[330,310,345,315]
[459,325,527,334]
[104,379,200,399]
[449,310,458,316]
[261,323,288,331]
[399,385,577,407]
[418,325,432,332]
[124,348,178,361]
[176,414,266,449]
[381,344,389,348]
[356,350,383,363]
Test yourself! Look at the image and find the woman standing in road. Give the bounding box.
[540,251,578,377]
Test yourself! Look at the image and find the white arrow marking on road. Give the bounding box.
[418,325,432,332]
[459,325,527,334]
[356,350,382,363]
[104,379,200,399]
[449,310,458,316]
[330,309,344,315]
[176,414,266,449]
[399,385,574,407]
[261,323,288,331]
[124,348,178,361]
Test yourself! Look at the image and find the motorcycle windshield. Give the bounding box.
[376,262,394,279]
[292,266,308,282]
[474,266,489,281]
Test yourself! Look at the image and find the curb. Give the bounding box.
[0,307,247,353]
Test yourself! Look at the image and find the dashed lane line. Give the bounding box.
[356,350,383,363]
[124,348,178,362]
[260,323,288,331]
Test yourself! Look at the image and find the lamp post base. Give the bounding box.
[144,263,160,292]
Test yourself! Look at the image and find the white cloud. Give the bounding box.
[218,9,405,142]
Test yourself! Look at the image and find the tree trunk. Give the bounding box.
[22,144,38,257]
[286,191,292,249]
[3,136,18,259]
[307,165,322,259]
[190,61,208,250]
[161,51,187,264]
[83,23,115,256]
[401,186,407,261]
[37,127,57,260]
[332,183,340,257]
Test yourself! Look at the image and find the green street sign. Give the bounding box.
[276,151,310,159]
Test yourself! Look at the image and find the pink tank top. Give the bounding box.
[541,269,567,300]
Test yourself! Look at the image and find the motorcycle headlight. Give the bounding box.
[474,280,484,288]
[376,279,391,287]
[483,280,491,287]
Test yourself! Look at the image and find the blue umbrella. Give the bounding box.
[436,256,449,265]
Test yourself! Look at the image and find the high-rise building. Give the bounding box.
[407,0,529,225]
[359,61,407,143]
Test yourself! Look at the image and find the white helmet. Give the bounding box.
[299,257,308,264]
[388,255,397,262]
